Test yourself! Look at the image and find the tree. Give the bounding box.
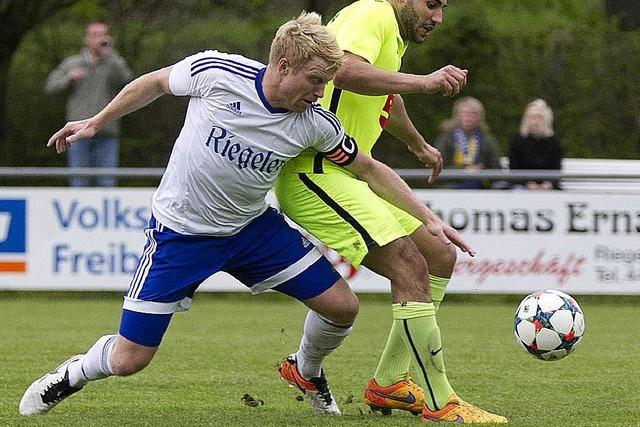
[606,0,640,30]
[0,0,81,140]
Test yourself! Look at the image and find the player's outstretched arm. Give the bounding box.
[47,67,172,154]
[385,94,442,183]
[344,152,475,256]
[332,52,468,97]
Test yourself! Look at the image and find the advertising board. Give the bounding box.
[1,188,638,294]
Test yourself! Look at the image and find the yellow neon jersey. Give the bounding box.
[282,0,407,175]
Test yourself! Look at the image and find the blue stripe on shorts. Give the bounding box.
[119,207,340,346]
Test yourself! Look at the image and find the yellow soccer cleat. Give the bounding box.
[422,394,508,424]
[363,375,424,415]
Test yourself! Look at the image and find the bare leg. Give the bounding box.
[409,224,457,310]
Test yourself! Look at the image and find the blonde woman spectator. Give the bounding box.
[509,99,563,190]
[435,97,500,189]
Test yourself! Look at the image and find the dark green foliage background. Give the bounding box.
[2,0,640,173]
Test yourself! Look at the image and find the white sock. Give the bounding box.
[68,334,117,387]
[295,311,352,380]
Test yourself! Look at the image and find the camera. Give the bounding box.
[99,36,112,48]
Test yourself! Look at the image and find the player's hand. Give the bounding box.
[409,142,442,184]
[47,119,98,154]
[426,217,475,257]
[422,65,468,97]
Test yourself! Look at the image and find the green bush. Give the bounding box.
[376,0,640,164]
[3,0,640,176]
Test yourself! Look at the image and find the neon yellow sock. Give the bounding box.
[429,275,450,312]
[373,276,450,386]
[373,319,413,386]
[393,302,454,411]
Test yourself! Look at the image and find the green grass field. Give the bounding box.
[1,292,638,426]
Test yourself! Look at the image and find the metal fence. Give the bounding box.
[1,165,640,193]
[1,166,639,180]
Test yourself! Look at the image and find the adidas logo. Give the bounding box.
[225,101,242,116]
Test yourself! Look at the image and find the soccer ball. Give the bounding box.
[513,290,585,361]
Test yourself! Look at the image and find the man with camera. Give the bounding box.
[45,21,133,187]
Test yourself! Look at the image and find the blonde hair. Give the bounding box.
[441,96,489,132]
[269,12,343,72]
[520,99,555,138]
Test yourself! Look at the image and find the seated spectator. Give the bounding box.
[509,99,563,190]
[435,97,500,189]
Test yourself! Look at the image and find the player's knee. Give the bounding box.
[329,292,359,325]
[110,347,154,376]
[341,294,359,324]
[441,242,457,273]
[426,240,457,278]
[379,238,431,302]
[390,238,428,282]
[111,355,151,376]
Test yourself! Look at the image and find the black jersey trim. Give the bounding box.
[313,153,324,174]
[328,88,342,113]
[298,173,375,247]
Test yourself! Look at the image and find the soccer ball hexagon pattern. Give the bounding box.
[513,290,585,361]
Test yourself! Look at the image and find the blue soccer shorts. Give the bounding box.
[119,207,341,347]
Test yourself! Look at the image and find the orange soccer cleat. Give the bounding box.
[277,354,340,415]
[363,375,424,415]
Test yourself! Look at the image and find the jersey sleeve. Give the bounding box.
[169,50,225,98]
[329,2,394,65]
[311,106,358,167]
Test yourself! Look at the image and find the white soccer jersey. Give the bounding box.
[152,50,357,235]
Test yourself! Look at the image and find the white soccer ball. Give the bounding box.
[513,290,585,361]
